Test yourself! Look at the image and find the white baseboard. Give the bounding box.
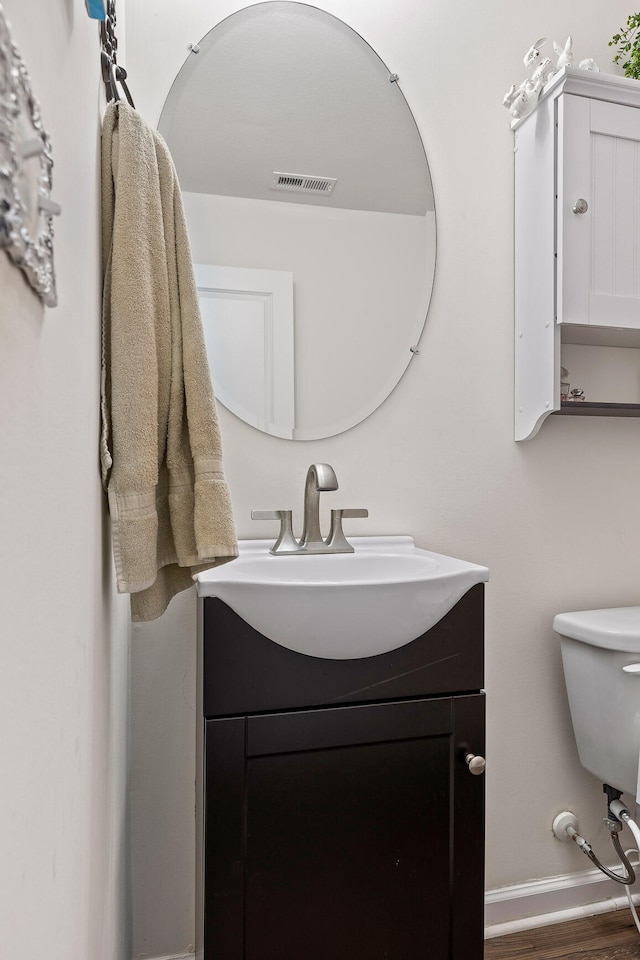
[139,874,639,952]
[485,864,640,938]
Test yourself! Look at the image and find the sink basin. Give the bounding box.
[195,536,489,659]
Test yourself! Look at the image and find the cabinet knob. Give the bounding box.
[572,198,589,215]
[465,752,486,776]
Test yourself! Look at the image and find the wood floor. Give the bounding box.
[484,910,640,959]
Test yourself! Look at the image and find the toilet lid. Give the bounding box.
[554,607,640,652]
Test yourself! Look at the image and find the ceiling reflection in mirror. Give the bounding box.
[159,1,436,440]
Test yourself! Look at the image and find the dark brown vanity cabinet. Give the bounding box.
[200,584,485,960]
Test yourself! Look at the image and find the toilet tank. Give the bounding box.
[554,607,640,797]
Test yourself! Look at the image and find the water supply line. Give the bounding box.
[554,787,640,935]
[608,796,640,934]
[555,813,635,885]
[610,798,640,854]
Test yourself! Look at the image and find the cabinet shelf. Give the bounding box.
[556,401,640,418]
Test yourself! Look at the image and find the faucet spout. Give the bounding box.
[300,463,338,548]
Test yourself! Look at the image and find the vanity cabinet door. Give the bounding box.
[558,94,640,330]
[204,693,485,960]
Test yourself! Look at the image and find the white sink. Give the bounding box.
[195,536,489,659]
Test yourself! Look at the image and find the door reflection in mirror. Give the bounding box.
[196,264,295,438]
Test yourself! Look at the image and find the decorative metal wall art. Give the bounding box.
[0,4,59,307]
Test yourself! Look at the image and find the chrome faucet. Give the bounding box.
[251,463,368,555]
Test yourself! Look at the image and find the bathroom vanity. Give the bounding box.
[196,582,486,960]
[514,67,640,440]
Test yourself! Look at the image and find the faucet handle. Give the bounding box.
[251,510,286,520]
[326,508,369,553]
[251,509,299,554]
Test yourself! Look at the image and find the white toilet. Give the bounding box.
[555,606,640,797]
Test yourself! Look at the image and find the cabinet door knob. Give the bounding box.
[572,198,589,214]
[465,752,486,776]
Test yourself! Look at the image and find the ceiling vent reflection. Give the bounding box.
[270,172,337,194]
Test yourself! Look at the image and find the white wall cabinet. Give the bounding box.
[514,68,640,440]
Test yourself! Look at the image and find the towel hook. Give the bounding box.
[99,0,135,108]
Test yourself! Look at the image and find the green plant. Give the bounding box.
[609,13,640,79]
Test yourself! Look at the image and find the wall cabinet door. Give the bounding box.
[203,694,485,960]
[558,95,640,330]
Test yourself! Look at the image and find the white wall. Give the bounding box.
[126,1,640,956]
[0,2,130,958]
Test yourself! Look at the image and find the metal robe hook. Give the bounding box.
[114,64,135,107]
[99,0,135,108]
[100,53,135,107]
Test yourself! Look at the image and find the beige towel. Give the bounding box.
[100,101,237,622]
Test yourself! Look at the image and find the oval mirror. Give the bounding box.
[158,1,436,440]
